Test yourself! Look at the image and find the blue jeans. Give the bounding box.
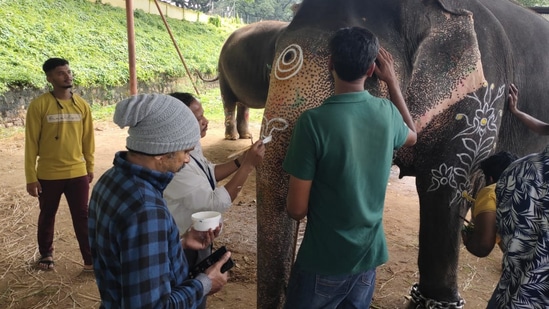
[284,263,376,309]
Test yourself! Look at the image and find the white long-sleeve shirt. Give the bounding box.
[164,144,232,233]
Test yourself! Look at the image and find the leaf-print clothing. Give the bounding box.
[491,145,549,308]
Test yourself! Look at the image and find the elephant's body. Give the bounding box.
[257,0,549,308]
[215,20,288,140]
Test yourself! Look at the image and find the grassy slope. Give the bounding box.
[0,0,239,92]
[0,0,263,130]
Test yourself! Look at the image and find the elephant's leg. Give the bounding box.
[414,175,464,306]
[223,96,239,140]
[256,163,297,309]
[236,103,252,139]
[219,75,240,140]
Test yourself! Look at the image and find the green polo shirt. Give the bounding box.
[283,91,409,275]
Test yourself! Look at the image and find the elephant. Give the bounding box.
[202,20,288,140]
[255,0,549,308]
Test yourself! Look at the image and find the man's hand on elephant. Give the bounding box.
[26,182,42,197]
[374,47,398,85]
[508,83,519,114]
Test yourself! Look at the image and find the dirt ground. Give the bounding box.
[0,118,503,308]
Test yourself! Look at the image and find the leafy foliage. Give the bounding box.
[209,15,222,27]
[172,0,219,13]
[0,0,240,94]
[516,0,549,6]
[172,0,296,22]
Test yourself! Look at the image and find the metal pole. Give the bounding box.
[153,0,200,96]
[126,0,137,95]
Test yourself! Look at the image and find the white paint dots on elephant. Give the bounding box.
[274,44,304,80]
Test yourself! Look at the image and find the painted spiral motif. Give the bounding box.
[274,44,303,80]
[260,116,289,141]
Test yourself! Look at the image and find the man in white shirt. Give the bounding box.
[164,92,265,309]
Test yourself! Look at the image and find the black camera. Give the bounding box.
[189,246,234,278]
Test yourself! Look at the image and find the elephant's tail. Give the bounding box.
[195,69,219,82]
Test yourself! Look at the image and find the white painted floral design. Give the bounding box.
[428,84,505,207]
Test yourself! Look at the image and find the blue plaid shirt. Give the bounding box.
[89,151,206,308]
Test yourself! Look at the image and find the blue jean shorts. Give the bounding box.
[283,263,376,309]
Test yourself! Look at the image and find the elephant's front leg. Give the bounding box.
[414,175,465,307]
[236,103,252,139]
[256,147,298,309]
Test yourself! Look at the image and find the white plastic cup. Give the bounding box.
[191,211,222,231]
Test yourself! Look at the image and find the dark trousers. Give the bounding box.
[38,176,92,265]
[185,247,212,309]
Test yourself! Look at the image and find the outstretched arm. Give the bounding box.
[508,83,549,135]
[222,140,265,201]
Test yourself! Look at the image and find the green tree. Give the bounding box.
[192,0,296,21]
[235,0,295,22]
[172,0,220,13]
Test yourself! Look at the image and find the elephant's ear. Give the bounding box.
[436,0,472,15]
[405,1,487,132]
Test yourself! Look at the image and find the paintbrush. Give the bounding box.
[459,214,473,225]
[227,135,272,159]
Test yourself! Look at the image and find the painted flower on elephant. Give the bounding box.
[428,163,458,191]
[429,84,505,204]
[454,83,503,139]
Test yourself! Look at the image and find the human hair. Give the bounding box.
[328,27,379,82]
[480,151,518,183]
[169,92,196,107]
[42,58,69,74]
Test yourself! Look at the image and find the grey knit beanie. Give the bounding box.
[113,93,200,155]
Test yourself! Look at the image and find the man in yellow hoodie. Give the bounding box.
[24,58,95,272]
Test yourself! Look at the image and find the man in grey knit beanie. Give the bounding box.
[89,93,230,308]
[114,93,200,155]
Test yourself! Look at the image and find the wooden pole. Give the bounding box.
[126,0,137,95]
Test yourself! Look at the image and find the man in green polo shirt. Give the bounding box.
[282,27,417,308]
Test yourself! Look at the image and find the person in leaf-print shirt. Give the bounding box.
[489,146,549,308]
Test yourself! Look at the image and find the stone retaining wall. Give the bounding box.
[0,77,190,128]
